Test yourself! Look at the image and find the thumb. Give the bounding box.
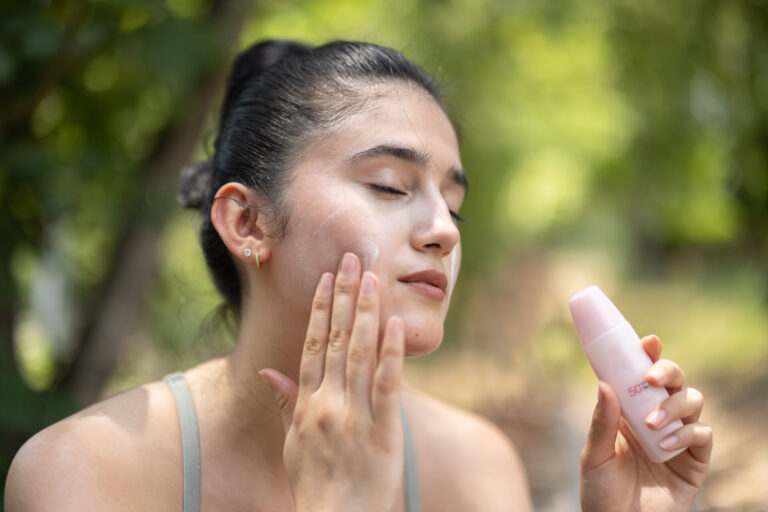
[258,368,298,433]
[581,381,621,470]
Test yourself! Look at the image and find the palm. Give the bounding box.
[583,417,708,512]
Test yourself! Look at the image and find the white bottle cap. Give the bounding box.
[568,285,627,346]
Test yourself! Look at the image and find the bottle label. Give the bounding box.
[627,379,651,398]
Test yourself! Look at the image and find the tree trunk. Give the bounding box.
[61,0,253,405]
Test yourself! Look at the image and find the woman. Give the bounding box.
[5,40,712,511]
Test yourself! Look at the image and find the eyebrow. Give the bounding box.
[346,144,468,193]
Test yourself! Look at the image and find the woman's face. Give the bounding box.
[270,83,465,356]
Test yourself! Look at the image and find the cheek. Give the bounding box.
[270,206,352,312]
[288,203,388,284]
[301,206,357,274]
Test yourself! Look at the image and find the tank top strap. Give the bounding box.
[163,372,201,512]
[401,403,423,512]
[163,372,422,512]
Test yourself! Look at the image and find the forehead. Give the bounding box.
[299,83,462,171]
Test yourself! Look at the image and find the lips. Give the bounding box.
[398,270,448,300]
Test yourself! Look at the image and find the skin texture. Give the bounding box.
[4,83,710,512]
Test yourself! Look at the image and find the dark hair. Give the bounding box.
[179,40,448,313]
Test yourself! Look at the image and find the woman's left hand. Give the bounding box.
[579,335,713,512]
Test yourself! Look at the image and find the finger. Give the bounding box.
[372,317,404,430]
[346,271,379,416]
[645,387,704,430]
[645,359,686,394]
[659,422,713,464]
[581,381,621,470]
[640,334,662,363]
[298,272,334,400]
[323,252,361,391]
[258,368,299,433]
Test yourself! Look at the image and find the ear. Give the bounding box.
[210,182,273,267]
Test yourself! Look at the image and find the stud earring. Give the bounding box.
[243,248,252,257]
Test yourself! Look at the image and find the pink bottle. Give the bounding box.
[568,285,684,463]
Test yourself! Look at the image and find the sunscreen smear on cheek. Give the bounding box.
[568,285,685,463]
[357,240,380,270]
[447,245,460,294]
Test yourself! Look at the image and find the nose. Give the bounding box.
[410,191,460,257]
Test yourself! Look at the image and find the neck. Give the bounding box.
[193,287,309,466]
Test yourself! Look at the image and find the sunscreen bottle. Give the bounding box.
[568,285,684,463]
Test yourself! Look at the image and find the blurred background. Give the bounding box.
[1,0,767,510]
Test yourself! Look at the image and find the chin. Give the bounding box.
[402,320,444,357]
[381,292,448,357]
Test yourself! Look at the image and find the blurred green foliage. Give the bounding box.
[1,0,767,498]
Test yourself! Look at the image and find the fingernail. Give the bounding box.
[647,367,664,382]
[320,272,334,293]
[340,252,356,274]
[660,434,678,450]
[597,383,605,406]
[646,408,666,427]
[361,272,376,294]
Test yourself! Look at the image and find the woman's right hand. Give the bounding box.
[258,252,406,512]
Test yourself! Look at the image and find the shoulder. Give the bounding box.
[4,380,180,511]
[402,389,533,512]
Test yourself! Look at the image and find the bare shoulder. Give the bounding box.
[402,389,533,512]
[5,380,180,511]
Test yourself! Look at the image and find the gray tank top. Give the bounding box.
[163,372,422,512]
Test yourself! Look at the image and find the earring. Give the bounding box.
[243,247,262,268]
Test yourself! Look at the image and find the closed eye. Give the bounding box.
[369,184,465,223]
[370,184,407,196]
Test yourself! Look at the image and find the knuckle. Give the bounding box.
[662,359,685,377]
[304,335,325,355]
[375,373,399,395]
[335,278,356,295]
[356,294,375,312]
[312,295,331,312]
[657,358,675,370]
[347,344,370,365]
[686,390,704,417]
[315,406,336,433]
[588,412,602,435]
[328,327,350,349]
[688,387,704,404]
[380,344,402,360]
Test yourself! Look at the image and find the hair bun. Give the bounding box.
[178,161,213,209]
[221,39,312,125]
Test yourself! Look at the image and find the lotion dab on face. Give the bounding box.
[448,245,460,294]
[357,240,380,270]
